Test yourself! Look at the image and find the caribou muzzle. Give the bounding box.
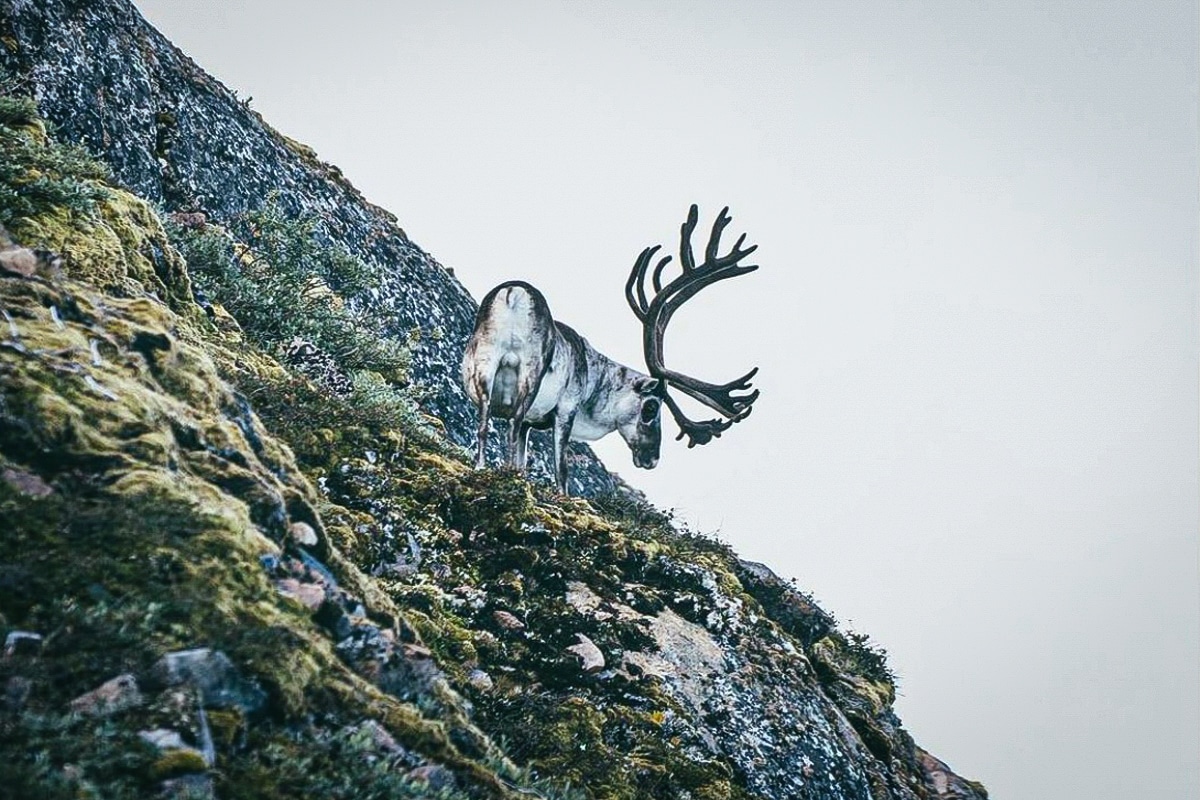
[633,452,659,470]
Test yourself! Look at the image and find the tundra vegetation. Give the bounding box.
[0,91,979,800]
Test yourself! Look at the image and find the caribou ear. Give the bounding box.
[640,396,662,424]
[633,377,661,396]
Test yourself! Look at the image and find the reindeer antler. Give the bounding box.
[626,204,761,447]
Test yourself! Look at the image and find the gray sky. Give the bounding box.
[134,2,1199,797]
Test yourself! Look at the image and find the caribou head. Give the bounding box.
[461,204,760,493]
[612,375,664,469]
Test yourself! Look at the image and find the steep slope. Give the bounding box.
[0,0,616,496]
[0,4,987,800]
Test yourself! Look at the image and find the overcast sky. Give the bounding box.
[134,2,1198,797]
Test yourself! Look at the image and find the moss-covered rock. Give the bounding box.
[0,101,555,800]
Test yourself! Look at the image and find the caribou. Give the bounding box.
[461,205,761,493]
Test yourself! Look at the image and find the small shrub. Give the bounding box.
[168,197,408,381]
[0,93,38,126]
[840,630,896,685]
[0,93,110,226]
[347,370,426,432]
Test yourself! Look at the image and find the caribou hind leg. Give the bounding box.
[506,387,538,471]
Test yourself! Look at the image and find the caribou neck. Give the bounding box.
[558,330,647,441]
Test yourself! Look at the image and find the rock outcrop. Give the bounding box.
[0,3,987,798]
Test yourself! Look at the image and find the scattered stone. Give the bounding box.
[404,764,457,792]
[565,581,603,615]
[492,610,525,631]
[566,634,606,673]
[169,211,208,229]
[70,673,143,716]
[148,649,266,715]
[916,748,989,799]
[334,623,396,679]
[5,675,32,710]
[288,521,318,547]
[296,550,339,589]
[0,244,62,279]
[1,468,53,497]
[466,669,494,692]
[4,630,44,657]
[274,577,325,611]
[377,642,447,702]
[139,729,187,751]
[402,643,432,660]
[356,719,409,758]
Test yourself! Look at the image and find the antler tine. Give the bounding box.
[650,251,673,292]
[705,206,733,266]
[660,391,734,448]
[625,244,661,321]
[663,366,760,420]
[679,203,699,272]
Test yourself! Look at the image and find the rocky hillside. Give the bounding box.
[0,0,615,496]
[0,2,986,799]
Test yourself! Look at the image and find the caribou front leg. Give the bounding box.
[552,409,576,494]
[513,421,533,471]
[474,396,490,469]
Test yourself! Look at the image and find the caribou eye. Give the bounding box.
[640,398,660,423]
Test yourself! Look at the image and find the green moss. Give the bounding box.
[205,709,244,749]
[0,94,109,227]
[0,134,520,798]
[150,749,208,779]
